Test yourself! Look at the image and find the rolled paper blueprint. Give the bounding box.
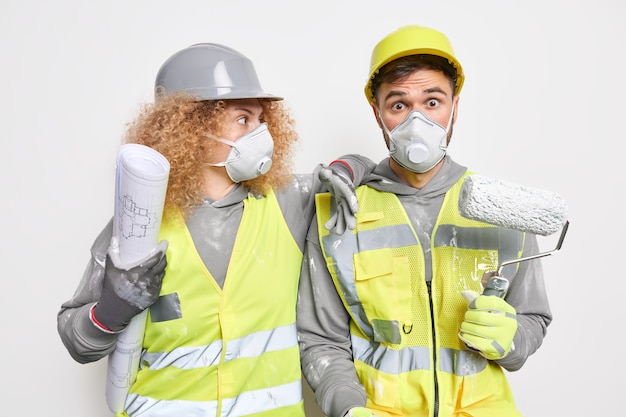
[106,143,170,413]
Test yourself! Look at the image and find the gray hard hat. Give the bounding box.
[154,43,282,101]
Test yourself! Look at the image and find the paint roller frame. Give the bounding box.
[482,220,569,297]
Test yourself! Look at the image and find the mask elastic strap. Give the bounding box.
[439,101,456,150]
[204,132,239,167]
[378,112,398,154]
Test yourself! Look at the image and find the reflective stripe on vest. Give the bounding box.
[125,190,305,417]
[125,380,302,416]
[140,323,296,370]
[351,335,488,377]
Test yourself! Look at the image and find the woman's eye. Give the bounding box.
[237,116,247,125]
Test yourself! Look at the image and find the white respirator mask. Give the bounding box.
[382,105,455,173]
[205,123,274,182]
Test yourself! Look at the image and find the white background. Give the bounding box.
[2,0,623,415]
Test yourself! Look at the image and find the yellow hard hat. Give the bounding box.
[364,25,464,104]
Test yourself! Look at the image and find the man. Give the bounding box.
[297,25,551,417]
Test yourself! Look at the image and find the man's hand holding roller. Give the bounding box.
[91,239,169,333]
[458,291,518,361]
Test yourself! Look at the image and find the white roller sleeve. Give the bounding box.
[106,143,170,413]
[458,174,568,236]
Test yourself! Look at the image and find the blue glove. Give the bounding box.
[93,239,168,332]
[319,163,358,235]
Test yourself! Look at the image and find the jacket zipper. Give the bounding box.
[427,280,439,417]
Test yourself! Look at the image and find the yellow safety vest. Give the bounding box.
[316,174,525,417]
[121,189,305,417]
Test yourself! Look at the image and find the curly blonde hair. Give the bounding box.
[122,93,299,219]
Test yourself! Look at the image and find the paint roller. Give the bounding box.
[458,174,569,297]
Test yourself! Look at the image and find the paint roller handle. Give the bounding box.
[483,277,509,297]
[482,271,509,298]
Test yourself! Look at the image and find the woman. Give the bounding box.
[57,43,372,417]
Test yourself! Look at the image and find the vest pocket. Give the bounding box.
[354,248,411,345]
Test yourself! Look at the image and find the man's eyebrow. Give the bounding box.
[381,89,407,102]
[382,86,448,103]
[424,86,448,95]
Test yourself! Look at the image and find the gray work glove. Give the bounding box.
[93,239,168,332]
[319,163,359,235]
